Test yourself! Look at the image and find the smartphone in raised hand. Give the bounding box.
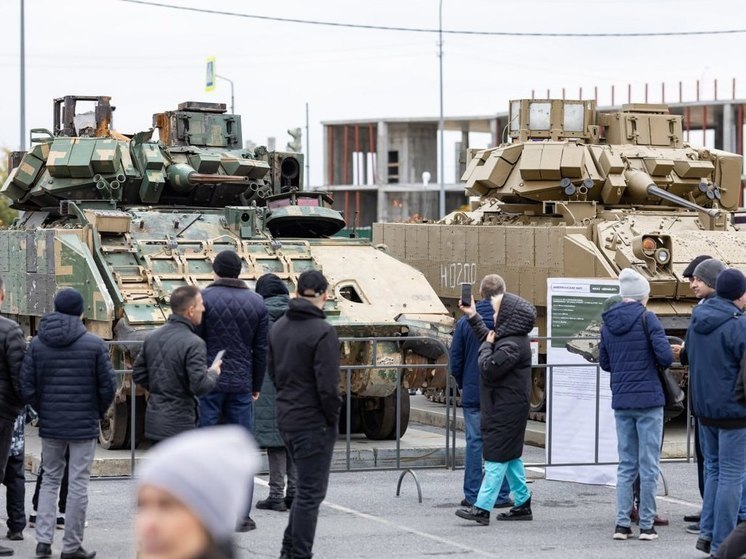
[460,283,472,307]
[211,350,226,370]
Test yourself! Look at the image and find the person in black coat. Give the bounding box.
[268,270,341,559]
[0,277,26,557]
[253,274,296,513]
[133,286,220,443]
[455,291,537,526]
[20,288,117,559]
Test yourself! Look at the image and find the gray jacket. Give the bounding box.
[133,314,218,442]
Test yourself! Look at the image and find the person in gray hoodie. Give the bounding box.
[253,274,296,512]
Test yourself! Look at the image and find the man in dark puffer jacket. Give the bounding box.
[21,288,116,559]
[197,250,268,532]
[0,277,26,557]
[686,269,746,556]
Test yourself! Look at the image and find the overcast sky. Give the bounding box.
[1,0,745,185]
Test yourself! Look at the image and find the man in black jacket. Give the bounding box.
[133,286,220,444]
[0,277,26,557]
[268,270,341,559]
[20,288,116,559]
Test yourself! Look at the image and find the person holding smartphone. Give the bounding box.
[455,290,537,526]
[451,275,512,510]
[133,286,221,446]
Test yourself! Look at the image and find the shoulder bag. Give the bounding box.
[642,311,685,418]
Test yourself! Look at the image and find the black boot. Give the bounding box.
[455,506,490,525]
[60,548,96,559]
[497,495,533,521]
[256,497,288,512]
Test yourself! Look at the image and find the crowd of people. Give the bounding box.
[450,263,746,559]
[0,252,341,559]
[597,257,746,558]
[0,249,744,557]
[131,257,340,559]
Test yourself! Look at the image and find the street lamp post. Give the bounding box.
[438,0,445,219]
[216,74,234,115]
[20,0,26,150]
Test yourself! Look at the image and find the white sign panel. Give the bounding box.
[545,277,619,485]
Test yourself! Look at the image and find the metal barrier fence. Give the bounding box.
[443,359,694,473]
[337,336,452,475]
[102,335,455,484]
[93,335,694,493]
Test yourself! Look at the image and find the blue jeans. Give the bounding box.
[699,423,746,553]
[199,391,254,430]
[474,459,530,511]
[199,392,255,517]
[463,407,510,505]
[614,407,663,530]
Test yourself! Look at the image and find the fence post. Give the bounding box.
[130,372,136,475]
[594,365,601,465]
[346,367,352,472]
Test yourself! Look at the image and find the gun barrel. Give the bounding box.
[646,185,720,218]
[624,169,720,218]
[188,173,249,185]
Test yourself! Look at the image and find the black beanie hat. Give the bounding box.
[54,288,84,316]
[683,255,713,279]
[255,274,289,299]
[212,251,242,279]
[297,270,329,297]
[716,268,746,301]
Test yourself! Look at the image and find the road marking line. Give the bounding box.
[513,469,701,510]
[657,495,700,508]
[254,477,501,558]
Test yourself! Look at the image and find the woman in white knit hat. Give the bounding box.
[599,268,673,543]
[135,426,259,559]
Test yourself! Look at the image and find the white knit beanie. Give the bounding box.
[137,426,259,540]
[618,268,650,301]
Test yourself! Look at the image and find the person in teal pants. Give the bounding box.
[455,291,537,526]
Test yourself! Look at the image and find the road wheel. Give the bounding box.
[99,401,128,450]
[361,391,411,440]
[338,398,363,434]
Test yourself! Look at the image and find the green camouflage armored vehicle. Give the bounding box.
[374,98,744,415]
[3,96,452,447]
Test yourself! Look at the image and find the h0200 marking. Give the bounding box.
[440,262,477,288]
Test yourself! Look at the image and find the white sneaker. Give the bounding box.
[639,528,658,541]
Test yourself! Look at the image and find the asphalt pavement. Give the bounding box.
[0,441,711,559]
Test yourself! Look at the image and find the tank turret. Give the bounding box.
[459,99,740,229]
[3,97,303,212]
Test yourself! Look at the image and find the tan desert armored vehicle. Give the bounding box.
[374,98,744,414]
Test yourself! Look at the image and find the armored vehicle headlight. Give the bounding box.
[655,248,671,265]
[642,237,657,254]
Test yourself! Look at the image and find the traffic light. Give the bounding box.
[286,127,302,153]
